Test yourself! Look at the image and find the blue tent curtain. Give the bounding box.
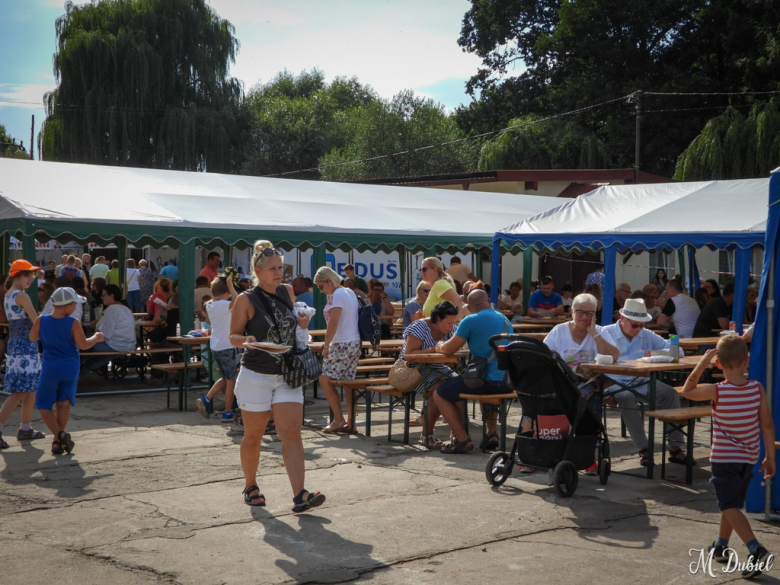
[746,172,780,513]
[490,239,501,306]
[601,246,617,326]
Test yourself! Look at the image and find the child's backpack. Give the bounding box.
[357,296,382,345]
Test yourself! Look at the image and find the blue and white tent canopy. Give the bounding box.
[496,178,769,252]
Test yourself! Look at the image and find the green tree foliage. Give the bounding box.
[478,116,610,171]
[40,0,243,172]
[0,125,31,159]
[674,102,780,180]
[319,90,478,181]
[457,0,780,175]
[241,69,377,178]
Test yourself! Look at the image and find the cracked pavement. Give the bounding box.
[1,383,779,585]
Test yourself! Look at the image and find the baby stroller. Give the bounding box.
[484,334,610,497]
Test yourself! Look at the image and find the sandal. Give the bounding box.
[57,431,75,454]
[482,432,500,451]
[242,485,266,507]
[669,448,697,466]
[0,433,8,450]
[17,428,46,441]
[292,489,326,514]
[321,422,349,434]
[51,439,64,455]
[440,437,474,454]
[417,434,442,448]
[639,448,649,467]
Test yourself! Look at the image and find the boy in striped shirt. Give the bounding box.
[682,335,775,579]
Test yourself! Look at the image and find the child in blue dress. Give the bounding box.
[0,260,45,448]
[29,287,103,455]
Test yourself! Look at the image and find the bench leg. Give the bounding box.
[660,422,667,481]
[403,393,411,445]
[499,399,510,452]
[364,390,372,438]
[686,418,696,485]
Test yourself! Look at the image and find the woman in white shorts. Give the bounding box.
[314,266,362,433]
[230,240,325,513]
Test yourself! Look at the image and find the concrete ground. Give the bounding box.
[1,374,779,585]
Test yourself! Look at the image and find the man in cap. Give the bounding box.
[602,299,692,467]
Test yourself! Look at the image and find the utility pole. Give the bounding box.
[30,115,34,160]
[634,90,642,184]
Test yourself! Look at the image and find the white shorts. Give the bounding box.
[234,368,303,412]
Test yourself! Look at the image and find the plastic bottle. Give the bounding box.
[729,321,736,333]
[175,323,181,337]
[669,334,679,363]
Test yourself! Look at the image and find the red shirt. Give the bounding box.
[711,380,762,464]
[200,266,218,283]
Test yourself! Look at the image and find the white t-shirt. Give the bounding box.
[205,299,232,351]
[500,293,523,309]
[326,287,360,344]
[667,294,700,338]
[543,322,616,367]
[96,304,136,352]
[126,268,140,291]
[42,297,83,323]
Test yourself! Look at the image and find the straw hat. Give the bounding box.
[9,259,36,277]
[619,298,652,323]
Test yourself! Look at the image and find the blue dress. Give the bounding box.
[4,290,41,393]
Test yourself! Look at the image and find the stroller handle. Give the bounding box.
[488,333,544,350]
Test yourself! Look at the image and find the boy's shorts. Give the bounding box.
[36,366,78,410]
[710,462,755,511]
[212,347,242,381]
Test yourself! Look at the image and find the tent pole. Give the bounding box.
[221,239,231,268]
[1,232,9,274]
[475,248,484,282]
[732,247,751,333]
[178,240,196,333]
[398,245,406,307]
[686,246,698,298]
[312,244,327,329]
[21,231,38,311]
[602,246,617,326]
[490,239,501,306]
[117,237,127,299]
[522,248,533,309]
[677,249,686,290]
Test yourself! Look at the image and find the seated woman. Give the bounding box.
[398,301,460,447]
[543,293,620,474]
[703,279,721,302]
[694,288,709,310]
[402,281,430,329]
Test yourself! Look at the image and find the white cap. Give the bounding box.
[51,287,87,306]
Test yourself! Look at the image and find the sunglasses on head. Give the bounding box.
[258,248,284,258]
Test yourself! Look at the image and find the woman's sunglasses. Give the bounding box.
[258,248,284,258]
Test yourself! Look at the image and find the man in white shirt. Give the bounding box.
[602,299,691,467]
[656,279,700,338]
[82,284,137,375]
[446,257,476,286]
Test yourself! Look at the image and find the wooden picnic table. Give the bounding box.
[515,317,568,327]
[679,337,721,350]
[166,335,213,410]
[309,339,404,353]
[512,323,553,332]
[579,355,708,479]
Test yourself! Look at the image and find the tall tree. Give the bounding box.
[675,102,780,181]
[456,0,780,176]
[241,69,377,178]
[319,90,477,182]
[40,0,243,172]
[0,125,31,159]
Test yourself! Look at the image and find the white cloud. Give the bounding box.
[206,1,303,26]
[0,84,56,109]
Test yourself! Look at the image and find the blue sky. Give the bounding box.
[0,0,484,157]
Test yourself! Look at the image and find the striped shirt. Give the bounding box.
[710,380,762,464]
[399,319,455,361]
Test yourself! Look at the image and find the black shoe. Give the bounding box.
[708,541,731,563]
[742,545,772,579]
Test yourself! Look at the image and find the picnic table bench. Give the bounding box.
[646,405,712,484]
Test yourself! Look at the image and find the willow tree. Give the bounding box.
[674,102,780,181]
[40,0,243,172]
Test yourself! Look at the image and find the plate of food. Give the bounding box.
[243,342,292,353]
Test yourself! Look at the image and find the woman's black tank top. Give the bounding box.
[240,285,297,375]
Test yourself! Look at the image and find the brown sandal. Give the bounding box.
[321,422,349,434]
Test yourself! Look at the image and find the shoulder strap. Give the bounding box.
[487,318,510,364]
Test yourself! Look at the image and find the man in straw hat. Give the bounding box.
[602,298,693,468]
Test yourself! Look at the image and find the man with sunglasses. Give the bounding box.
[602,298,692,467]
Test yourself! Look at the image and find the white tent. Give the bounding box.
[0,159,561,252]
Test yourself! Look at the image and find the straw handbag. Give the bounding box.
[388,359,422,392]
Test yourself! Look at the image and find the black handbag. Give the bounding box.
[255,288,321,388]
[461,318,509,389]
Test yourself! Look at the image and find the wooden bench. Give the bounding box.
[459,393,518,453]
[151,361,205,410]
[331,377,390,432]
[80,347,183,380]
[358,357,394,365]
[646,405,712,484]
[366,384,414,444]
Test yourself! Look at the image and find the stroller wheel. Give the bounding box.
[553,461,578,497]
[598,458,610,485]
[486,452,514,486]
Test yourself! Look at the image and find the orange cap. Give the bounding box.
[9,259,37,277]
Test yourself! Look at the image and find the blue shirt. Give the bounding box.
[403,299,421,329]
[454,309,510,381]
[528,290,563,311]
[296,290,314,330]
[160,265,179,280]
[39,314,80,376]
[601,322,673,389]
